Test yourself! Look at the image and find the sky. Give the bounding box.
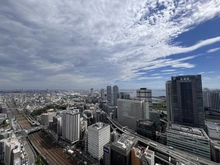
[0,0,220,90]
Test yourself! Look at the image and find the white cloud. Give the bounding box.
[0,0,220,89]
[207,47,220,53]
[161,69,176,72]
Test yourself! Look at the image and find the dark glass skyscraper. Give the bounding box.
[171,75,204,128]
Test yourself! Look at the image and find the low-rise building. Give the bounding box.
[136,119,156,140]
[205,121,220,140]
[111,134,137,165]
[167,124,210,159]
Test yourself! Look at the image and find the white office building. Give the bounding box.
[117,99,150,130]
[62,109,80,143]
[88,122,110,160]
[167,124,210,159]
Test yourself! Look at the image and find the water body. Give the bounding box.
[120,89,166,98]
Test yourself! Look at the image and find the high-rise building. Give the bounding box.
[111,134,137,165]
[101,89,105,99]
[210,91,220,112]
[170,75,204,128]
[90,88,94,97]
[106,86,112,106]
[117,99,150,130]
[203,89,211,108]
[88,122,110,160]
[166,81,173,122]
[136,88,152,103]
[62,109,80,143]
[113,85,119,106]
[167,124,210,160]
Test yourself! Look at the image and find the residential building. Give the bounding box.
[117,99,150,130]
[111,134,137,165]
[62,109,80,143]
[170,75,205,128]
[167,124,210,159]
[113,85,119,106]
[88,122,110,160]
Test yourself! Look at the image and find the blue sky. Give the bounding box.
[0,0,220,90]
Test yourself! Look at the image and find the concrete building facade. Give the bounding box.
[88,122,110,160]
[62,109,80,143]
[117,99,150,130]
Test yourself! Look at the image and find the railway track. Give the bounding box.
[7,102,77,165]
[29,131,77,165]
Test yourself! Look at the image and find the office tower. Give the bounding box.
[210,91,220,112]
[88,122,110,160]
[62,109,80,143]
[136,88,152,103]
[113,85,119,106]
[171,75,204,128]
[111,134,137,165]
[166,81,173,122]
[203,89,210,108]
[167,124,210,159]
[106,86,112,105]
[117,99,150,130]
[136,119,156,140]
[90,88,94,97]
[101,89,105,99]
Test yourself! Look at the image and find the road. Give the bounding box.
[108,116,218,165]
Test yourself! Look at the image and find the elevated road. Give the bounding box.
[107,116,218,165]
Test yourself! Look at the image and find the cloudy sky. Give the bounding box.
[0,0,220,90]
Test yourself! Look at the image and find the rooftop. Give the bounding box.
[205,121,220,130]
[168,124,209,139]
[113,134,137,150]
[89,122,109,130]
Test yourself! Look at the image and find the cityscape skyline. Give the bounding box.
[0,1,220,89]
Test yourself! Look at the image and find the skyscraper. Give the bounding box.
[62,109,80,143]
[101,88,105,99]
[106,86,112,106]
[113,85,119,106]
[170,75,204,128]
[166,81,173,122]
